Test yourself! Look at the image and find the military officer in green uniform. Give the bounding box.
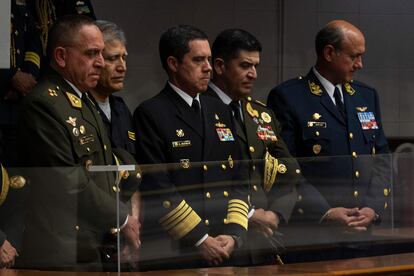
[206,28,303,265]
[17,15,140,271]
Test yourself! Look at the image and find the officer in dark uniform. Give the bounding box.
[87,20,138,270]
[30,0,95,53]
[267,20,391,256]
[0,0,42,166]
[206,28,307,265]
[88,20,135,155]
[134,25,249,270]
[17,15,140,271]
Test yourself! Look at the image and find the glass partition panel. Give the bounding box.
[5,151,414,272]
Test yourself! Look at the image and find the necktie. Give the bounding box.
[333,87,346,118]
[192,98,201,116]
[229,100,242,125]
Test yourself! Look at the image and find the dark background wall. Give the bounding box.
[93,0,414,138]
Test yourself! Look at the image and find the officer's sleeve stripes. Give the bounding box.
[226,199,249,230]
[24,51,40,69]
[159,199,201,240]
[128,131,136,141]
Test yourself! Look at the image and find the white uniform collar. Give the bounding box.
[208,82,233,105]
[65,79,84,99]
[169,81,201,108]
[312,67,343,104]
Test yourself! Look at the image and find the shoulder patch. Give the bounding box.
[65,92,82,109]
[48,88,58,97]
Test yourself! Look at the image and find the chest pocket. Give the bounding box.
[302,127,330,156]
[68,122,101,165]
[362,129,376,144]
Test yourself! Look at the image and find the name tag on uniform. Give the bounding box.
[216,128,234,141]
[79,135,94,145]
[307,121,327,128]
[357,112,378,130]
[172,140,192,148]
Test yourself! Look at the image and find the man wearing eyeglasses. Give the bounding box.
[267,20,391,258]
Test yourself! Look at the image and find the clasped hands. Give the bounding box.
[118,215,141,263]
[249,208,279,237]
[0,240,18,269]
[198,235,235,266]
[324,207,376,231]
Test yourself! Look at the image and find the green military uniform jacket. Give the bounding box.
[17,69,132,270]
[239,97,301,221]
[206,86,304,265]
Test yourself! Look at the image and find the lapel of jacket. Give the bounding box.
[57,74,111,161]
[205,86,247,143]
[307,70,346,126]
[241,99,256,145]
[163,84,204,138]
[342,83,357,127]
[51,74,101,136]
[241,99,263,159]
[82,92,111,149]
[200,94,218,159]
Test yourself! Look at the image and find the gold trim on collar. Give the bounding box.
[308,81,323,96]
[65,92,82,108]
[344,83,356,95]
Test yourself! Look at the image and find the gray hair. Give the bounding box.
[96,20,127,45]
[315,24,343,56]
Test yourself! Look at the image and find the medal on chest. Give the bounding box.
[357,111,378,130]
[256,125,277,141]
[214,113,234,141]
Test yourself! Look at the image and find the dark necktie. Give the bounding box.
[333,87,346,118]
[229,100,243,125]
[192,98,201,116]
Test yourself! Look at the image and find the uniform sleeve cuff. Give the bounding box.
[319,209,331,224]
[119,214,129,230]
[248,208,255,219]
[195,234,209,247]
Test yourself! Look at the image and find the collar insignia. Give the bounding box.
[65,92,82,108]
[344,83,356,95]
[308,81,323,96]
